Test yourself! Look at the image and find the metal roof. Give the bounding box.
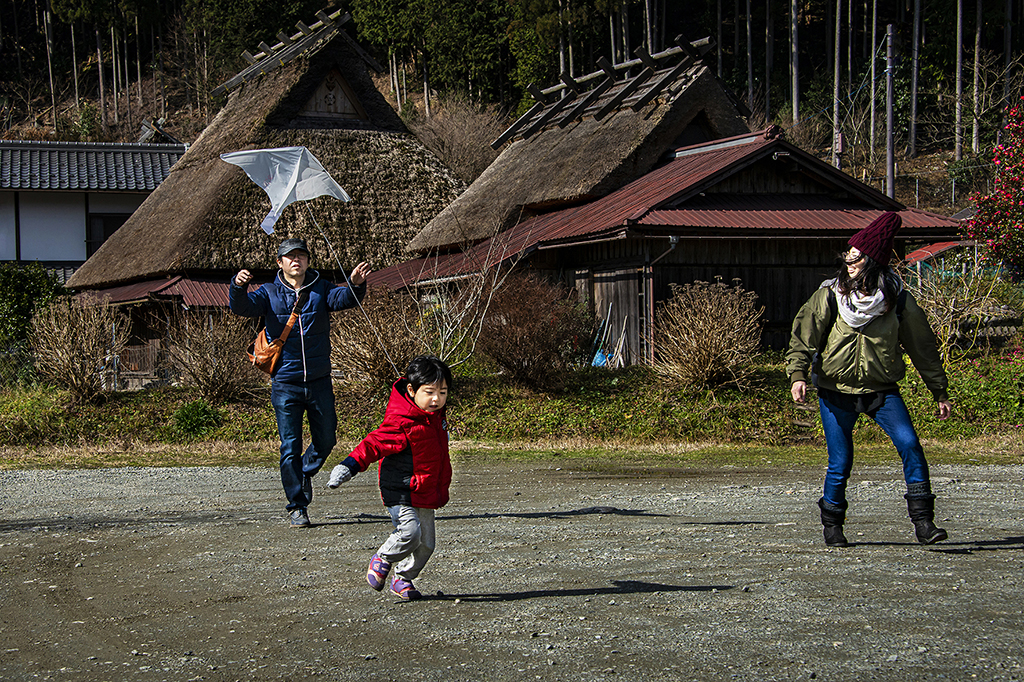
[370,128,962,288]
[0,140,186,191]
[905,241,975,264]
[78,276,230,307]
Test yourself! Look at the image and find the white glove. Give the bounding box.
[327,464,353,488]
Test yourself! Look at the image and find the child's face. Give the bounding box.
[407,380,448,413]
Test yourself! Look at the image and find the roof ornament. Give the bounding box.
[220,146,350,234]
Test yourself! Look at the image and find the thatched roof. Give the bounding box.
[406,61,749,253]
[68,26,464,291]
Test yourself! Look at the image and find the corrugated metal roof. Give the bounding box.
[371,129,961,287]
[905,241,974,264]
[0,140,186,191]
[78,276,231,307]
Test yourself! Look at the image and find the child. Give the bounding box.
[327,355,452,601]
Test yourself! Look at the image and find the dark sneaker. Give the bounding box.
[366,554,392,591]
[301,476,313,504]
[389,576,421,601]
[289,507,311,528]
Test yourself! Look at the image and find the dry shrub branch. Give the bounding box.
[330,286,424,390]
[163,308,264,403]
[654,278,764,390]
[476,273,592,389]
[30,297,130,404]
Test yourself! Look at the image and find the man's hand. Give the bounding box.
[234,269,253,287]
[349,262,371,286]
[791,380,807,404]
[937,400,952,420]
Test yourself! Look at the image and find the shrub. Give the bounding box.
[172,399,222,438]
[163,307,265,403]
[0,262,65,344]
[653,278,764,390]
[475,273,593,389]
[30,296,130,404]
[330,286,424,390]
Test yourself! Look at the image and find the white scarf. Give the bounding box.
[824,279,893,329]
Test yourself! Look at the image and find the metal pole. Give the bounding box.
[886,24,895,199]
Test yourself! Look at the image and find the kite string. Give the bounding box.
[304,202,402,378]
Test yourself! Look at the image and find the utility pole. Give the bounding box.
[886,24,895,199]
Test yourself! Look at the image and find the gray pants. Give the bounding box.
[378,505,435,581]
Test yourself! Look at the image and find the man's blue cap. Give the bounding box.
[277,238,310,258]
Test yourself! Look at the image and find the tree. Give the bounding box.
[964,97,1024,279]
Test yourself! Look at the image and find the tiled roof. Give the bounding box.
[905,241,974,264]
[78,276,229,307]
[0,140,186,191]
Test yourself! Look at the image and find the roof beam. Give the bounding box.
[594,67,653,120]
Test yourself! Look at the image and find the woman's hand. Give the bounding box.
[791,380,807,404]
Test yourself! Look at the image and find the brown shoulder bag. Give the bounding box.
[247,290,308,375]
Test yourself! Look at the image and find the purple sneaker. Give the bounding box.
[389,576,421,601]
[366,554,391,591]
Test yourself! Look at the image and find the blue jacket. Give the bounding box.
[229,269,365,384]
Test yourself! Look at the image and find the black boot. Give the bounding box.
[906,495,948,544]
[818,497,849,547]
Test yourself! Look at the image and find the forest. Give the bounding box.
[1,1,1022,207]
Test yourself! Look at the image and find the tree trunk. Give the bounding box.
[746,0,753,109]
[846,0,852,93]
[111,25,119,125]
[71,21,79,110]
[44,0,56,126]
[158,30,166,119]
[791,0,799,124]
[644,0,654,52]
[765,0,772,123]
[955,0,963,160]
[1004,0,1013,130]
[909,0,919,157]
[871,0,878,162]
[423,52,431,118]
[717,0,723,76]
[833,0,841,168]
[96,25,108,132]
[973,0,982,154]
[136,16,142,107]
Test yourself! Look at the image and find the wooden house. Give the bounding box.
[1,140,185,281]
[66,10,464,302]
[374,126,961,357]
[62,10,464,381]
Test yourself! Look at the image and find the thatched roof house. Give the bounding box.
[67,11,464,297]
[406,39,750,253]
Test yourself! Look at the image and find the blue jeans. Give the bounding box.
[819,390,931,508]
[270,376,337,510]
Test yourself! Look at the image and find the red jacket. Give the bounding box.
[348,379,451,509]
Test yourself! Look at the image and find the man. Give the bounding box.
[230,238,371,527]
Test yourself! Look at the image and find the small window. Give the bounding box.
[87,214,129,257]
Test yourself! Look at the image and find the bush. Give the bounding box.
[30,296,130,404]
[0,262,65,344]
[475,273,593,389]
[330,286,425,391]
[653,278,764,390]
[163,307,265,403]
[172,399,222,438]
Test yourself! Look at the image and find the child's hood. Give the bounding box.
[385,378,445,422]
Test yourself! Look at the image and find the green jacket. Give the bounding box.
[786,286,949,402]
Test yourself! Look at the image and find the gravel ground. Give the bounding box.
[1,460,1023,681]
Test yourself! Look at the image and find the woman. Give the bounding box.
[786,212,952,547]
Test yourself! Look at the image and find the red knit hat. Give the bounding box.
[848,211,902,264]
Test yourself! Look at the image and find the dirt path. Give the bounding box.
[2,461,1023,681]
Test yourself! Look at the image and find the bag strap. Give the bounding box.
[271,289,308,344]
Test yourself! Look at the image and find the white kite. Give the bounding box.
[220,146,351,234]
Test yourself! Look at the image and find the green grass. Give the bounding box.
[1,350,1021,470]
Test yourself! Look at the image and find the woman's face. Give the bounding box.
[844,247,867,279]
